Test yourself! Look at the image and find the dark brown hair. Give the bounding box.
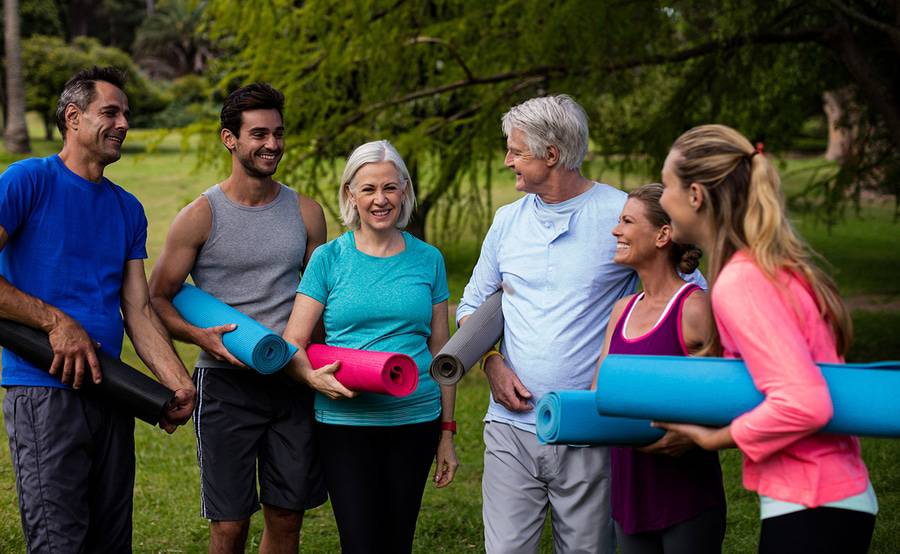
[220,83,285,137]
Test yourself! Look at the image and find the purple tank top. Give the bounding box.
[609,283,725,534]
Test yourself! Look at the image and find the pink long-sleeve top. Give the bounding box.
[712,251,869,507]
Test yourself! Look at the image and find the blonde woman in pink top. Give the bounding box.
[655,124,876,553]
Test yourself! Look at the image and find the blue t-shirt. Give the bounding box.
[297,231,449,425]
[0,155,148,388]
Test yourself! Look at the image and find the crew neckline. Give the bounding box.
[348,230,409,259]
[52,155,110,191]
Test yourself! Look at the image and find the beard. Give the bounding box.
[236,148,281,178]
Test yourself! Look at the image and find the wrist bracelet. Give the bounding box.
[440,420,457,434]
[481,350,504,369]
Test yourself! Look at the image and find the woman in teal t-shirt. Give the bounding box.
[283,140,458,553]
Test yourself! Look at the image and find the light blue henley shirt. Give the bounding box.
[457,183,639,432]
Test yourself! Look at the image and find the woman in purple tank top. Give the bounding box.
[594,183,726,553]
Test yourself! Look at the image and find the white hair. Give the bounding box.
[338,140,416,230]
[501,94,589,170]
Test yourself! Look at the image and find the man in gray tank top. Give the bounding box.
[150,84,349,553]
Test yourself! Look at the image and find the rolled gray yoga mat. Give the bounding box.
[430,290,503,385]
[0,319,175,425]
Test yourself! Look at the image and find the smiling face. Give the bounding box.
[67,80,130,166]
[224,108,284,178]
[504,128,551,193]
[612,197,668,268]
[350,161,405,233]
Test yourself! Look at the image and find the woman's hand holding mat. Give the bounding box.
[306,344,419,397]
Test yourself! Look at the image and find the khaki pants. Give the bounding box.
[482,421,614,554]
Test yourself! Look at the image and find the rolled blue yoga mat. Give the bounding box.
[595,354,900,437]
[171,284,297,374]
[536,391,665,446]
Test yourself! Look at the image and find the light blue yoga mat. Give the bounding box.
[595,355,900,437]
[536,391,665,446]
[171,284,297,374]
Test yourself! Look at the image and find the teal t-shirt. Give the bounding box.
[297,231,449,425]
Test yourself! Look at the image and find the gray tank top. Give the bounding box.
[191,183,307,370]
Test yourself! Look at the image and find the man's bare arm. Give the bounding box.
[299,195,327,270]
[148,197,245,367]
[121,259,195,432]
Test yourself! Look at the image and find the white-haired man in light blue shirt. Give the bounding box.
[458,94,703,554]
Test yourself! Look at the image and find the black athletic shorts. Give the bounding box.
[3,386,135,553]
[193,368,326,520]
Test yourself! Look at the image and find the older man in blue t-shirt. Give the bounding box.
[0,67,194,553]
[458,95,703,554]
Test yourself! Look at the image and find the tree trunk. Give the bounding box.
[67,0,95,38]
[3,0,31,154]
[43,112,54,141]
[824,25,900,158]
[405,202,430,241]
[823,89,854,162]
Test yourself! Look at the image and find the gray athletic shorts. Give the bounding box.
[3,386,135,553]
[193,367,326,521]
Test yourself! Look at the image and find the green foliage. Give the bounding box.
[141,75,218,128]
[133,0,213,79]
[19,0,65,38]
[196,0,899,240]
[21,35,168,137]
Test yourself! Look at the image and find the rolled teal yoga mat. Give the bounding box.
[595,355,900,437]
[171,284,297,374]
[536,391,664,446]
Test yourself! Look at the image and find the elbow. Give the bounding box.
[791,389,834,431]
[807,395,834,430]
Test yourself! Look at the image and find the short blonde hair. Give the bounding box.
[338,140,416,229]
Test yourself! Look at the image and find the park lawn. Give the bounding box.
[0,129,898,552]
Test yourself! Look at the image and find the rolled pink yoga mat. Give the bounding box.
[306,344,419,397]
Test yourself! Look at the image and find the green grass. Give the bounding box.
[1,123,899,552]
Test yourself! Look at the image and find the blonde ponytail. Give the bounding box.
[670,125,852,356]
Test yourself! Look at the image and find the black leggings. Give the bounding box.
[759,507,875,554]
[316,419,441,554]
[614,506,726,554]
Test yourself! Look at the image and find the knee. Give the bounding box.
[210,519,250,541]
[263,505,302,534]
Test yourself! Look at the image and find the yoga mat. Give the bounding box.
[171,284,297,374]
[306,344,418,397]
[595,354,900,437]
[536,391,665,445]
[0,319,175,425]
[430,290,503,385]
